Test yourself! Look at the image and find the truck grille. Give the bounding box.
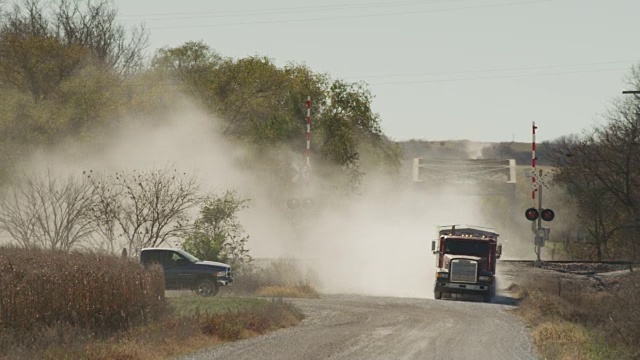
[450,259,477,283]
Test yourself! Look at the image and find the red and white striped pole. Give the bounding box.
[306,97,311,169]
[532,121,537,202]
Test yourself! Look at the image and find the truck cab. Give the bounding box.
[431,225,502,302]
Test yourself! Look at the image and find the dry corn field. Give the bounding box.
[0,246,165,334]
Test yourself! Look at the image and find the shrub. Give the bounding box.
[229,258,320,296]
[199,299,304,341]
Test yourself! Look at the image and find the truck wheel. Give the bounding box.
[482,289,493,302]
[434,291,442,300]
[483,285,495,303]
[195,279,219,297]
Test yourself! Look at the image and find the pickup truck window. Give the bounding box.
[175,249,199,263]
[160,251,185,268]
[142,251,160,265]
[170,252,191,267]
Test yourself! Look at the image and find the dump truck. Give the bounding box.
[431,225,502,302]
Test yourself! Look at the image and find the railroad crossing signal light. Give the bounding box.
[541,208,555,222]
[286,197,314,210]
[286,198,299,210]
[525,207,539,221]
[302,198,314,209]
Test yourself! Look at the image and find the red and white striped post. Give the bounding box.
[531,121,537,202]
[305,96,311,170]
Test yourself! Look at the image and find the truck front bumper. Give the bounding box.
[434,281,491,295]
[217,276,234,286]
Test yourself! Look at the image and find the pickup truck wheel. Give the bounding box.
[195,279,219,297]
[434,291,442,300]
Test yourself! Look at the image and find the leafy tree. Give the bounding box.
[152,42,402,193]
[0,0,146,101]
[0,0,148,183]
[182,190,251,266]
[314,79,400,191]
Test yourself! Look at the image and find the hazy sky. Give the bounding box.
[115,0,640,142]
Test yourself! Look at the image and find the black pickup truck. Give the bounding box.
[140,248,233,296]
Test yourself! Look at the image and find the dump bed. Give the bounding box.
[438,224,499,239]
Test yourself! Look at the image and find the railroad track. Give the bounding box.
[500,259,635,265]
[499,259,637,274]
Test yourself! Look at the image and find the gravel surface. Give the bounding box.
[177,292,537,360]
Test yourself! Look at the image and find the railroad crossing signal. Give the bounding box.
[525,207,555,221]
[286,197,314,210]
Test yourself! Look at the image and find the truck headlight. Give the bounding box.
[478,275,491,282]
[216,271,227,277]
[436,272,449,279]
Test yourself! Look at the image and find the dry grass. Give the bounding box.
[230,258,321,298]
[512,270,640,360]
[255,283,320,299]
[1,297,304,360]
[531,321,590,360]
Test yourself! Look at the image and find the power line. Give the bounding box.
[108,60,634,87]
[145,0,551,30]
[345,60,637,80]
[119,0,465,21]
[367,67,626,86]
[89,66,626,95]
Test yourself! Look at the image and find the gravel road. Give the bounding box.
[178,292,537,360]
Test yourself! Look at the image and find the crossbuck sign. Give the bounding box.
[529,170,552,190]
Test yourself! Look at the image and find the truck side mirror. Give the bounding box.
[431,240,436,252]
[496,244,502,259]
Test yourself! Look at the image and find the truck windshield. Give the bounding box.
[444,241,489,257]
[176,249,199,263]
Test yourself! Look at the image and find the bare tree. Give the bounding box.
[87,168,202,256]
[54,0,148,75]
[0,171,96,250]
[84,169,119,253]
[551,99,640,260]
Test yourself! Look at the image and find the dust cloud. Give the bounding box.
[295,185,488,299]
[19,98,493,299]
